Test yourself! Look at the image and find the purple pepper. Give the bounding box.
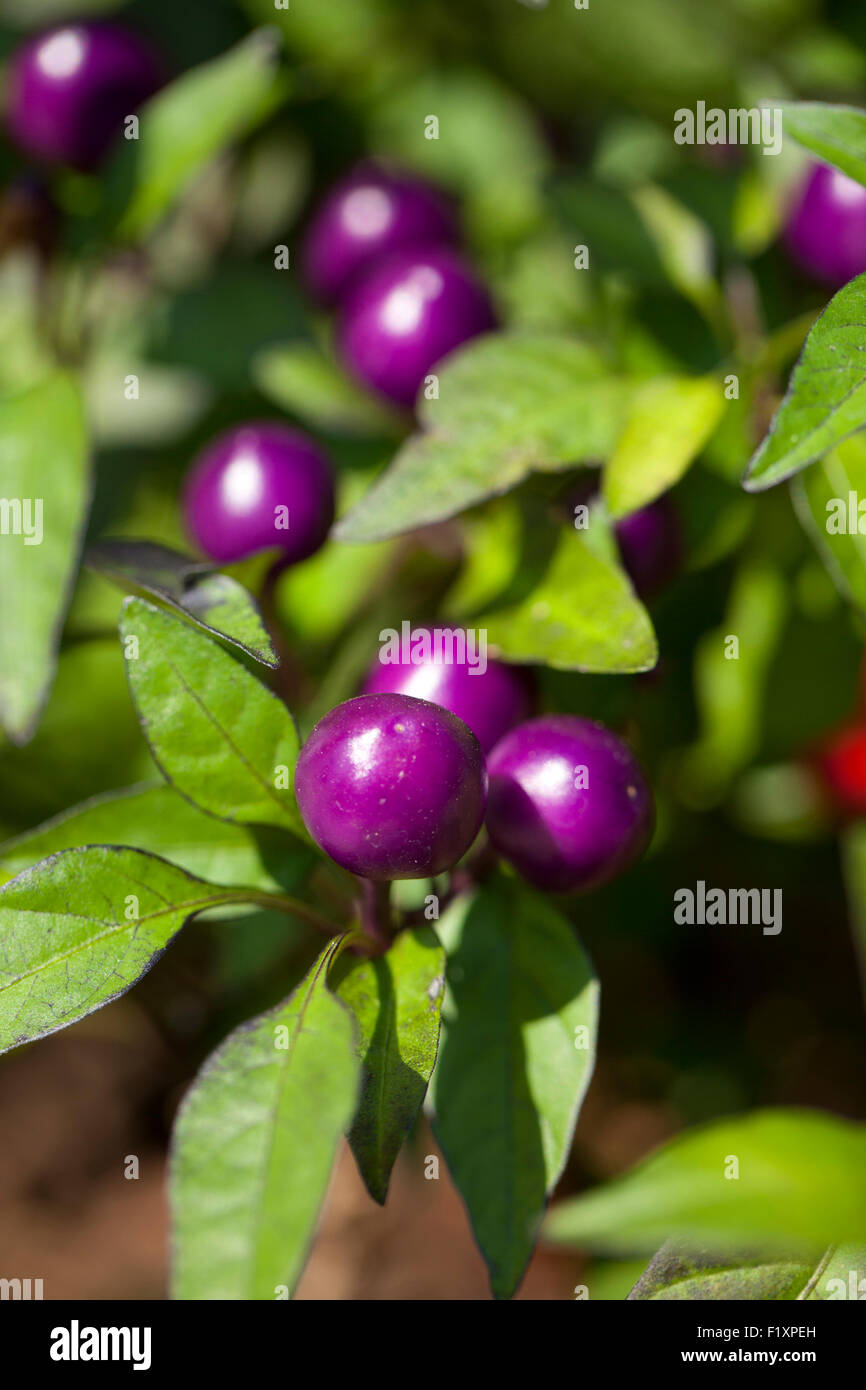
[785,162,866,288]
[303,163,458,305]
[337,244,496,407]
[295,693,487,880]
[6,23,163,171]
[183,422,336,566]
[485,715,653,893]
[361,626,533,753]
[614,493,682,599]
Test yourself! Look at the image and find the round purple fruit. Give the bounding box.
[614,493,682,599]
[183,422,335,565]
[6,23,163,171]
[785,162,866,288]
[485,715,653,893]
[361,626,532,753]
[295,693,487,881]
[337,245,496,407]
[303,164,458,305]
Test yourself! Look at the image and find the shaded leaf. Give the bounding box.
[171,936,359,1299]
[0,373,90,743]
[431,874,599,1300]
[88,539,277,667]
[331,926,444,1204]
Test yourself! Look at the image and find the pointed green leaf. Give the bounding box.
[331,926,445,1204]
[0,373,90,743]
[0,845,246,1054]
[604,375,724,519]
[431,874,599,1300]
[479,527,657,673]
[171,937,360,1299]
[112,30,289,238]
[628,1239,866,1300]
[545,1109,866,1256]
[0,784,307,893]
[88,540,278,667]
[253,343,403,437]
[120,597,302,833]
[335,334,632,542]
[781,102,866,187]
[791,434,866,612]
[745,276,866,492]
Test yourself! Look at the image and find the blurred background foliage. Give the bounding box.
[0,0,865,1298]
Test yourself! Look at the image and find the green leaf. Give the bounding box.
[0,784,307,894]
[744,277,866,492]
[120,597,302,833]
[0,845,248,1054]
[0,373,90,743]
[479,527,658,673]
[112,30,289,239]
[604,376,724,519]
[545,1109,866,1256]
[431,874,599,1300]
[630,1240,866,1300]
[88,539,277,667]
[253,343,403,437]
[371,69,549,245]
[806,1245,866,1300]
[171,936,359,1299]
[677,561,788,804]
[330,926,444,1204]
[780,102,866,187]
[627,1242,814,1301]
[335,334,632,542]
[791,434,866,612]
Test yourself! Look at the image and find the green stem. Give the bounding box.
[231,886,343,939]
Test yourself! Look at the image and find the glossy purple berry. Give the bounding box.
[785,162,866,288]
[295,693,487,881]
[183,423,335,565]
[337,245,496,407]
[361,626,533,753]
[6,23,163,171]
[303,164,458,305]
[615,493,682,599]
[485,715,653,893]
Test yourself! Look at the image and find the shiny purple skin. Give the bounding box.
[6,23,163,171]
[486,715,653,893]
[183,423,335,565]
[361,627,533,753]
[785,162,866,288]
[337,245,497,407]
[295,693,487,881]
[303,164,458,305]
[615,493,682,599]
